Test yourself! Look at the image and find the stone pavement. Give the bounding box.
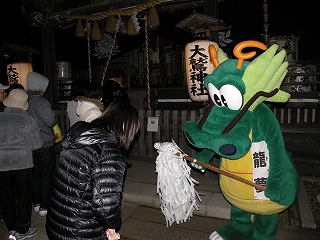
[0,159,319,240]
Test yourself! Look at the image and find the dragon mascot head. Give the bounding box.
[183,40,299,240]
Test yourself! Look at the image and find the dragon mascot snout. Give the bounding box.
[183,40,299,240]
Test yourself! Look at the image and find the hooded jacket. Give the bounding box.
[46,121,125,240]
[26,72,56,147]
[76,96,104,123]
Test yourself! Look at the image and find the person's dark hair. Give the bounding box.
[84,82,103,100]
[102,80,131,108]
[5,83,24,95]
[70,79,89,100]
[91,101,140,150]
[111,69,125,79]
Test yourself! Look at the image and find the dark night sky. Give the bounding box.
[217,0,320,60]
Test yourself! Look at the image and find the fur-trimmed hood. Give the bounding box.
[76,96,105,111]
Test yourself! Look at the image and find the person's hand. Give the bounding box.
[106,229,120,240]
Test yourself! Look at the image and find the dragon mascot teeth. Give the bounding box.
[183,40,299,240]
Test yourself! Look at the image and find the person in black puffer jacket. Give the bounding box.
[46,101,140,240]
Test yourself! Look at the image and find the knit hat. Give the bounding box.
[3,89,28,110]
[0,83,9,90]
[26,72,49,92]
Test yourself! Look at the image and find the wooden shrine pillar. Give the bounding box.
[41,25,59,110]
[204,0,219,42]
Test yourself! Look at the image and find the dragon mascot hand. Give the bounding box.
[183,40,299,240]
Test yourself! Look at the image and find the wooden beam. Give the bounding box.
[56,0,200,17]
[58,0,158,15]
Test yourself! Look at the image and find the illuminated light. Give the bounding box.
[185,40,218,102]
[7,62,33,89]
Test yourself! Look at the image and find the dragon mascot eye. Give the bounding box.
[208,83,243,110]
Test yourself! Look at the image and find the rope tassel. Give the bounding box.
[76,20,85,37]
[91,21,102,40]
[148,6,160,29]
[105,15,116,33]
[154,140,202,227]
[128,12,140,35]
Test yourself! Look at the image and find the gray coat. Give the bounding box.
[27,94,56,148]
[0,107,44,171]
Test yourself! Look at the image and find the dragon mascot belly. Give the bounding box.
[183,41,299,240]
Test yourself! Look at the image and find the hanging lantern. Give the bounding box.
[185,40,218,102]
[7,62,33,89]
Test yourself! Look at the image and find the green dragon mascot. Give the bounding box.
[183,40,299,240]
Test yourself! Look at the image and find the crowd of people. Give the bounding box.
[0,71,140,240]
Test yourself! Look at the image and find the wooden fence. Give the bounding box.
[270,105,320,134]
[54,109,205,160]
[128,109,205,160]
[55,104,319,162]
